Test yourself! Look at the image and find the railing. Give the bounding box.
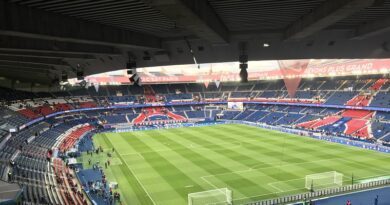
[236,120,390,153]
[19,100,390,130]
[246,179,390,205]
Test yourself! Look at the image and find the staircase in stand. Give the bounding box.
[370,79,388,91]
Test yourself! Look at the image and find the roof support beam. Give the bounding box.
[353,16,390,39]
[0,61,57,71]
[0,50,96,59]
[0,36,122,55]
[0,68,53,83]
[0,65,55,73]
[0,1,162,49]
[147,0,229,44]
[285,0,375,40]
[0,56,70,66]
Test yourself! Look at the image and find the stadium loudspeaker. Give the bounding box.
[126,61,137,69]
[129,74,141,86]
[239,64,248,83]
[239,63,248,69]
[61,73,68,81]
[76,71,84,80]
[127,69,136,75]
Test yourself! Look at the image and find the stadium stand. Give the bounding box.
[0,75,388,204]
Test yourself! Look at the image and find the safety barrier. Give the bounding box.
[246,179,390,205]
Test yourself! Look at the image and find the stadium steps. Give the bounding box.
[337,80,349,90]
[379,132,390,140]
[243,110,258,121]
[315,81,327,90]
[345,95,371,106]
[370,79,388,91]
[253,111,270,122]
[292,114,307,125]
[44,163,59,205]
[125,114,132,123]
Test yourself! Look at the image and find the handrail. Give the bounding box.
[18,100,390,131]
[245,179,390,205]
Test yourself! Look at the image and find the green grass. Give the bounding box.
[77,124,390,205]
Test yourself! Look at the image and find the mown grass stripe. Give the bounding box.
[77,124,390,205]
[102,134,156,205]
[148,129,262,198]
[122,132,206,205]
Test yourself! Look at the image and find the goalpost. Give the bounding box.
[305,171,343,191]
[188,188,232,205]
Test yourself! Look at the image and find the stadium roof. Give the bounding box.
[79,59,390,85]
[1,0,390,84]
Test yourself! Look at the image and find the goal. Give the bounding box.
[305,171,343,191]
[188,188,232,205]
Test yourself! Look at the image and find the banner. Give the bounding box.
[204,81,209,88]
[82,59,390,84]
[278,59,309,98]
[94,83,99,92]
[215,80,220,88]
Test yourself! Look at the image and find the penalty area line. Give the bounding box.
[200,176,220,190]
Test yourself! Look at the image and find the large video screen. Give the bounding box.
[228,102,244,110]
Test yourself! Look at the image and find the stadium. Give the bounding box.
[0,1,390,205]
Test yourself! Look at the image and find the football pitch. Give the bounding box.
[78,124,390,205]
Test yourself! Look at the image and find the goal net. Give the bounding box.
[305,171,343,190]
[188,188,232,205]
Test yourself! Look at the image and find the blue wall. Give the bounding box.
[315,187,390,205]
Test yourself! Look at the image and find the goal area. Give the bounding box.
[188,188,232,205]
[305,171,343,191]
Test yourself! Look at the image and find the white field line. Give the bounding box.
[107,138,156,205]
[268,183,284,192]
[200,176,220,190]
[122,159,157,205]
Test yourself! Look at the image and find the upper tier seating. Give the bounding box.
[374,112,390,121]
[325,91,358,105]
[230,92,252,98]
[345,95,371,106]
[103,115,128,124]
[165,93,193,102]
[370,91,390,108]
[0,76,387,205]
[342,110,373,119]
[370,79,388,91]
